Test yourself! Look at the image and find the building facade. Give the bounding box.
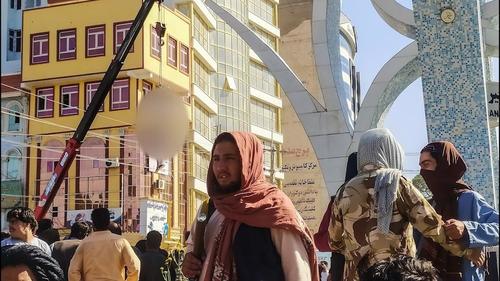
[171,0,284,224]
[21,0,191,244]
[1,0,47,230]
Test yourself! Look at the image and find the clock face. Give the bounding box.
[441,8,456,23]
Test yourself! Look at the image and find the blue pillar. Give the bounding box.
[412,0,495,205]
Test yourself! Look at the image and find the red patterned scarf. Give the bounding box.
[203,132,319,281]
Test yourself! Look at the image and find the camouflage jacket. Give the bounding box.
[328,172,466,281]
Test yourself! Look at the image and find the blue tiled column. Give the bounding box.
[412,0,495,205]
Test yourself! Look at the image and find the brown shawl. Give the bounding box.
[203,132,319,281]
[419,141,472,280]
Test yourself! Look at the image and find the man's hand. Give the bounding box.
[444,219,466,240]
[467,248,486,268]
[181,252,202,279]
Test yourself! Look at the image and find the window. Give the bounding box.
[85,82,104,111]
[194,102,211,140]
[249,62,276,96]
[194,149,210,181]
[193,12,210,51]
[248,0,275,25]
[110,79,129,110]
[60,85,79,116]
[150,25,161,59]
[8,29,21,53]
[10,0,21,9]
[31,33,49,64]
[180,44,189,74]
[167,37,177,67]
[58,29,76,61]
[5,150,21,180]
[7,104,22,132]
[36,87,54,118]
[25,0,42,8]
[114,21,133,54]
[143,81,152,95]
[193,58,210,96]
[86,25,105,57]
[47,161,58,172]
[52,207,59,218]
[250,99,277,131]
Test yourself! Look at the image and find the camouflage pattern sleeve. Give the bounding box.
[397,178,466,257]
[328,186,345,253]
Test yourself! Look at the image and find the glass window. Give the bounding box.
[194,102,211,141]
[193,58,211,97]
[6,150,21,179]
[143,80,152,95]
[248,0,275,25]
[11,0,21,10]
[194,149,210,181]
[250,99,277,131]
[262,141,278,170]
[150,25,161,59]
[8,29,21,53]
[249,62,276,96]
[168,37,177,67]
[110,79,129,110]
[114,21,133,54]
[7,104,21,132]
[60,84,79,116]
[193,12,210,51]
[86,25,105,57]
[251,26,276,49]
[180,44,190,74]
[85,82,104,111]
[31,33,49,64]
[36,87,54,118]
[58,29,76,61]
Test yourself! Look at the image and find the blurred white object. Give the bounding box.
[137,87,189,160]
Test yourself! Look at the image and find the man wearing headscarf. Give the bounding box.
[328,128,477,281]
[418,141,499,281]
[181,132,319,281]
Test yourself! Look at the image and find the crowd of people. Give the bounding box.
[1,130,499,281]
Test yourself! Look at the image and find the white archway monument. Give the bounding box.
[204,0,499,196]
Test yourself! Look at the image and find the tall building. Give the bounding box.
[171,0,284,223]
[1,0,47,230]
[278,0,360,231]
[21,0,192,244]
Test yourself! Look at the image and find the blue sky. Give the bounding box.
[342,0,499,178]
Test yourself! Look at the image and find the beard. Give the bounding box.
[213,180,242,195]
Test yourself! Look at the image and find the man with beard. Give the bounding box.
[181,132,319,281]
[418,141,499,281]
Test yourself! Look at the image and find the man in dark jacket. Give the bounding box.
[51,221,90,281]
[139,230,167,281]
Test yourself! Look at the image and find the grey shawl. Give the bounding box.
[357,128,404,234]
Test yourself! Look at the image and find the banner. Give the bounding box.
[66,208,122,228]
[139,199,168,237]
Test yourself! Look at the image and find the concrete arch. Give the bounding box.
[355,42,420,134]
[371,0,416,39]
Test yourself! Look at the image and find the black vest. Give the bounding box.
[233,223,285,281]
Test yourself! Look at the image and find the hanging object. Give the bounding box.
[136,87,189,160]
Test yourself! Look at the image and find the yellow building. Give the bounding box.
[22,0,191,244]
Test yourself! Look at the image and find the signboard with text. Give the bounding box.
[139,199,168,236]
[487,82,499,127]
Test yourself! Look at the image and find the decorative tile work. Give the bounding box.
[412,0,495,205]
